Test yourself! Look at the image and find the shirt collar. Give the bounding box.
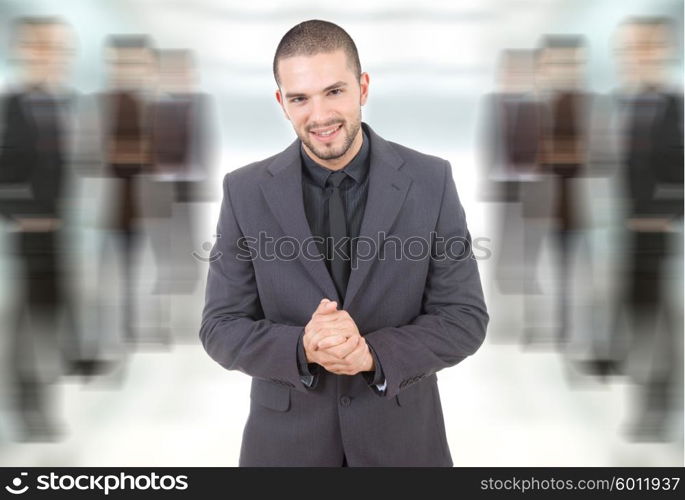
[300,128,369,188]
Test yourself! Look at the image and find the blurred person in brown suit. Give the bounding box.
[145,49,218,340]
[521,36,594,348]
[98,35,155,345]
[478,50,540,341]
[149,50,216,293]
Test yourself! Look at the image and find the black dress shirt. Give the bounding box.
[295,129,385,391]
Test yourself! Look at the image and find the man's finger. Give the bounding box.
[310,311,346,325]
[313,348,345,367]
[319,336,363,370]
[309,327,350,350]
[312,299,338,318]
[321,335,359,358]
[316,334,348,350]
[343,336,367,360]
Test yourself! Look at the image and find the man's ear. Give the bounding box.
[359,72,370,106]
[275,88,291,121]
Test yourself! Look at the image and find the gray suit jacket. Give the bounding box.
[200,122,488,466]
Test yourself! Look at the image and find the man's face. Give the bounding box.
[499,54,534,93]
[616,23,671,87]
[16,23,72,86]
[158,54,195,93]
[539,46,584,91]
[107,46,153,90]
[275,49,369,163]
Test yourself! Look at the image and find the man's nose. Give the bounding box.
[309,96,333,126]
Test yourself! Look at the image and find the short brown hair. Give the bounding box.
[273,19,361,85]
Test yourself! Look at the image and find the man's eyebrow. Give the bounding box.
[322,81,347,92]
[284,81,348,99]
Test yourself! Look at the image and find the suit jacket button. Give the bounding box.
[340,396,351,407]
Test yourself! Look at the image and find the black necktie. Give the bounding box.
[327,171,350,300]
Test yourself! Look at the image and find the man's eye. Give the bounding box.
[329,88,343,95]
[291,97,306,103]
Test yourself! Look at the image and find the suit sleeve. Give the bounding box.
[199,172,310,392]
[296,332,321,389]
[364,160,489,398]
[361,345,386,392]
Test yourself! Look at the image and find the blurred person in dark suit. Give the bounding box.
[603,17,683,440]
[0,17,77,440]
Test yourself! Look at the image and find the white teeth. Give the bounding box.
[313,125,340,136]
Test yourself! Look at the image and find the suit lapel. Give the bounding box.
[260,139,340,302]
[259,124,413,308]
[343,124,412,308]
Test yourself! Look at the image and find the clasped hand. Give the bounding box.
[303,299,374,376]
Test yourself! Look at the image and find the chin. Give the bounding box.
[302,136,348,161]
[312,145,347,161]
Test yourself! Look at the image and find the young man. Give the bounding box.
[200,20,488,466]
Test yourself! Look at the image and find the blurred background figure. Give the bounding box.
[478,49,539,342]
[125,48,217,343]
[601,17,683,440]
[97,35,156,347]
[147,49,217,340]
[521,35,594,349]
[0,17,78,440]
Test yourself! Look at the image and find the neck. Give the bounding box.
[623,80,664,94]
[24,75,54,91]
[303,127,363,171]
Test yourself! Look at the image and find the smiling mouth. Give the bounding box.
[310,123,343,139]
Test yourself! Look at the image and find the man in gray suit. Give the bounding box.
[200,20,488,466]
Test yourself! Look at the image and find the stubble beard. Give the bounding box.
[300,114,362,162]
